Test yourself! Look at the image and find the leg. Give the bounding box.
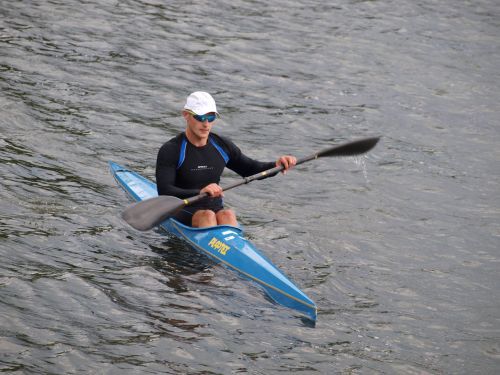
[191,210,217,228]
[215,209,237,226]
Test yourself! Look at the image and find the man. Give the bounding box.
[156,91,296,228]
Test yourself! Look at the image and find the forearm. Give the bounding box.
[156,165,199,198]
[157,183,199,198]
[228,154,275,177]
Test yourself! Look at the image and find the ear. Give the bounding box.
[182,110,190,120]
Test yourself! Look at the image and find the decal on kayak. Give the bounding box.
[208,237,230,255]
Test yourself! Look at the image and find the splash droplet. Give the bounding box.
[352,155,370,183]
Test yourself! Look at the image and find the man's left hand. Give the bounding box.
[276,155,297,174]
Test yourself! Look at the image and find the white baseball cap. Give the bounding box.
[183,91,219,116]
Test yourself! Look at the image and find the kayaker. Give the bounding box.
[156,91,296,228]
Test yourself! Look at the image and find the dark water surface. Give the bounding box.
[1,0,499,373]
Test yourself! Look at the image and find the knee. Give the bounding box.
[198,210,217,221]
[192,210,217,227]
[216,209,237,225]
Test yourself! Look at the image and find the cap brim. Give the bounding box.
[184,107,219,117]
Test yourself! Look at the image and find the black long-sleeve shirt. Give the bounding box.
[155,133,275,199]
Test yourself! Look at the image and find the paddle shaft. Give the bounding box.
[183,163,285,206]
[121,137,380,231]
[182,137,379,207]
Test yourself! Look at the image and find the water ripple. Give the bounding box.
[1,0,499,373]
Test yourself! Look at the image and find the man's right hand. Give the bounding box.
[200,183,223,197]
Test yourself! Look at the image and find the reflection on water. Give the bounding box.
[148,236,217,294]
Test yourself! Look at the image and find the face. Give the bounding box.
[183,111,217,144]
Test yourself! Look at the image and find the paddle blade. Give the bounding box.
[122,196,185,231]
[317,137,380,158]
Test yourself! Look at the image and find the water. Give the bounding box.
[1,0,499,373]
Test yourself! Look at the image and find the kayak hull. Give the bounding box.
[109,161,317,321]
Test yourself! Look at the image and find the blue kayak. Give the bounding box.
[109,161,317,321]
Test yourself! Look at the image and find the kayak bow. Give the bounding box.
[109,161,317,321]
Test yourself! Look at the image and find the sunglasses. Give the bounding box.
[191,112,217,123]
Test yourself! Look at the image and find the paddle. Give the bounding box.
[122,137,380,231]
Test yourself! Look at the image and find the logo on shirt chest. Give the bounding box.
[191,165,214,172]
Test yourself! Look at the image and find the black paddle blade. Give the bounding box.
[122,196,185,231]
[317,137,380,158]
